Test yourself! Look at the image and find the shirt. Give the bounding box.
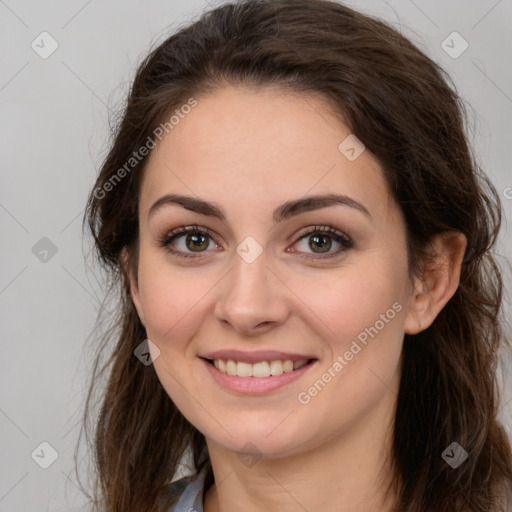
[165,462,210,512]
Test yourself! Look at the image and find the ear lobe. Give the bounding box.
[120,247,146,326]
[404,231,467,335]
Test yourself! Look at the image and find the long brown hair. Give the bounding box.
[78,1,512,510]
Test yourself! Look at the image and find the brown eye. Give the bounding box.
[291,225,353,260]
[158,225,220,259]
[183,232,210,252]
[308,233,332,253]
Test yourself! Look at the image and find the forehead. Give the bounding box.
[139,85,395,222]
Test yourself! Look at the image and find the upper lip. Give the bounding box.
[200,350,317,364]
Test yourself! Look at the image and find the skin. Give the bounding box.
[125,85,467,512]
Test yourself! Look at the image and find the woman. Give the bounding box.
[80,0,512,510]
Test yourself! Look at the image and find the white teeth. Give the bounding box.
[236,361,253,377]
[293,359,308,370]
[226,360,237,376]
[269,360,283,376]
[283,360,294,372]
[252,361,270,378]
[211,358,310,378]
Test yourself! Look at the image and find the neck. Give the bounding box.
[203,398,399,512]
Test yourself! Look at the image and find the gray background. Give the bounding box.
[1,0,511,510]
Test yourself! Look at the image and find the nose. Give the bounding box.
[213,250,289,337]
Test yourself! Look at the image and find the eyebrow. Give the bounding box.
[147,193,371,223]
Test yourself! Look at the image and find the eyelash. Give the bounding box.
[157,224,353,260]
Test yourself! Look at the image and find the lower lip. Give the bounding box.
[201,358,318,395]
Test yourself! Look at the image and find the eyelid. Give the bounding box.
[293,225,351,244]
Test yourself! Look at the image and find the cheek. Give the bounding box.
[136,248,214,338]
[290,255,408,414]
[136,259,208,407]
[291,258,407,348]
[293,274,405,441]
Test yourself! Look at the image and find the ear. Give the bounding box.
[120,247,146,327]
[404,231,467,335]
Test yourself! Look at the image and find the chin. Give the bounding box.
[208,423,313,460]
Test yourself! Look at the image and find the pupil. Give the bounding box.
[310,234,331,253]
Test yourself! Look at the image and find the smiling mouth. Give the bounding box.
[204,358,317,378]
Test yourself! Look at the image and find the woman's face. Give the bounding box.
[129,85,420,458]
